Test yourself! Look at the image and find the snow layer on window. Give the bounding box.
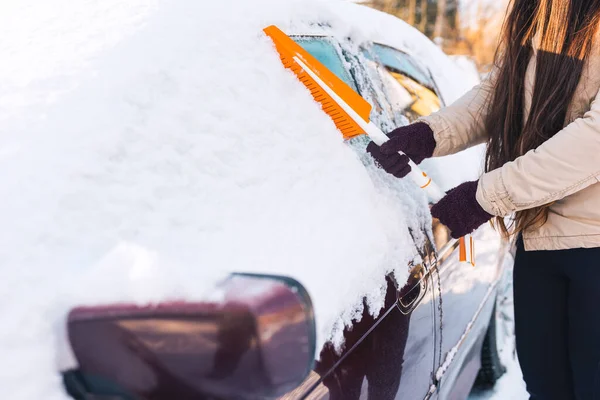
[330,3,487,190]
[0,0,469,397]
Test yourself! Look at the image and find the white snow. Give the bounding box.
[469,344,528,400]
[0,0,475,398]
[327,4,486,191]
[468,252,527,400]
[450,55,482,84]
[342,7,478,104]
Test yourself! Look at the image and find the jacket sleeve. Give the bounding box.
[418,74,495,157]
[476,88,600,217]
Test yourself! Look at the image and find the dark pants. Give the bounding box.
[514,239,600,400]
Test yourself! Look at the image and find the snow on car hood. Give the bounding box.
[1,0,445,398]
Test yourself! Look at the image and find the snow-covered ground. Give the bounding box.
[469,343,528,400]
[468,253,528,399]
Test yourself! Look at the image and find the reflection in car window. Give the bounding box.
[373,44,434,88]
[293,37,359,93]
[378,69,419,125]
[357,48,397,130]
[374,45,441,123]
[373,46,451,251]
[389,71,441,122]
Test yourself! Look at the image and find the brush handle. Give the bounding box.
[368,124,475,265]
[365,122,445,202]
[365,123,476,265]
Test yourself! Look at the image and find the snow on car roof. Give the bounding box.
[285,3,486,191]
[0,0,467,397]
[285,2,480,103]
[342,4,481,103]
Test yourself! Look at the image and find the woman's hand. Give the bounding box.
[431,180,493,238]
[366,122,436,178]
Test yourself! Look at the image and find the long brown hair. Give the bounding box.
[485,0,600,237]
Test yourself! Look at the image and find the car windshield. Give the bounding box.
[373,44,434,89]
[293,36,359,93]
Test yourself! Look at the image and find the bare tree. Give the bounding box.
[434,0,447,39]
[362,0,508,70]
[384,0,396,14]
[407,0,417,25]
[460,0,507,69]
[418,0,428,32]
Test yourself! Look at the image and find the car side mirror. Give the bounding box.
[62,274,316,400]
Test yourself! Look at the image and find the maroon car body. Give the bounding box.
[283,231,509,400]
[64,275,317,400]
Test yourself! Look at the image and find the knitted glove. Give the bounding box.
[367,122,436,178]
[431,180,493,239]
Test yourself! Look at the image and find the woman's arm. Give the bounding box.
[476,88,600,217]
[419,75,495,157]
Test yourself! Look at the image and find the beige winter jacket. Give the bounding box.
[420,43,600,251]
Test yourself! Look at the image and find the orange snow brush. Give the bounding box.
[263,25,444,198]
[264,25,475,266]
[263,25,370,141]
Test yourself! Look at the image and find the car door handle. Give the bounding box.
[397,264,428,315]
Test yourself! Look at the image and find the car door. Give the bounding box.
[371,43,506,396]
[278,36,441,400]
[428,222,503,399]
[292,267,439,400]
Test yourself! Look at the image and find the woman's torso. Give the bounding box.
[520,35,600,250]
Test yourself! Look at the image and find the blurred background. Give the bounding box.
[356,0,509,72]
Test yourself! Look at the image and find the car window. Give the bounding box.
[293,37,359,93]
[386,71,441,122]
[294,36,397,134]
[373,45,441,123]
[373,44,434,88]
[372,46,453,250]
[356,47,398,131]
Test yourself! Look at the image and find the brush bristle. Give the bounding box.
[288,63,365,138]
[264,25,372,140]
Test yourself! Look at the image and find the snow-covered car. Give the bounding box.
[267,9,514,400]
[1,0,513,399]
